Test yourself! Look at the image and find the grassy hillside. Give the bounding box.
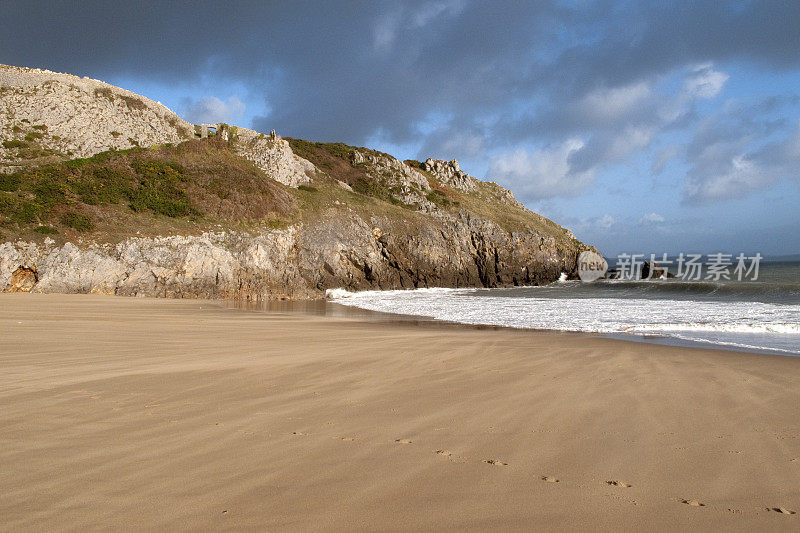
[0,136,574,244]
[0,138,297,242]
[287,137,574,239]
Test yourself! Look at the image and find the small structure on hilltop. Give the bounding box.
[199,124,217,139]
[198,123,231,141]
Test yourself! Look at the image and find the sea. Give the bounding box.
[327,260,800,356]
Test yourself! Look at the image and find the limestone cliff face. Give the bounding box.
[0,211,581,299]
[0,64,315,188]
[351,149,435,209]
[0,64,592,299]
[234,129,315,188]
[422,158,477,192]
[0,65,193,163]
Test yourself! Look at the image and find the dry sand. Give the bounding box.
[1,293,799,531]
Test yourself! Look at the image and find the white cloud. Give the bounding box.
[682,117,800,204]
[418,124,486,159]
[576,81,653,123]
[182,95,245,125]
[683,63,729,99]
[411,0,466,28]
[597,214,617,230]
[652,64,729,125]
[373,1,465,51]
[532,65,727,186]
[639,212,665,224]
[776,118,800,163]
[651,145,681,175]
[488,139,597,200]
[566,213,618,237]
[566,63,734,199]
[607,126,655,160]
[683,153,767,203]
[373,12,401,51]
[436,131,484,158]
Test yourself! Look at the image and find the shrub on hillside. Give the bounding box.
[2,140,27,149]
[61,212,94,232]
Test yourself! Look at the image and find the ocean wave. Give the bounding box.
[326,286,469,299]
[547,279,800,302]
[327,287,800,354]
[631,322,800,334]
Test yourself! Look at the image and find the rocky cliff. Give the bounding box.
[0,64,592,299]
[0,65,315,188]
[0,65,192,163]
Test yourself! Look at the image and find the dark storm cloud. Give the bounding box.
[1,0,799,160]
[541,0,800,91]
[0,0,563,141]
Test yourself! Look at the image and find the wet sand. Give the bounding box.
[1,294,798,531]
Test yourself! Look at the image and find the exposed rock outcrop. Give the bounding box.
[352,149,434,208]
[421,158,525,207]
[0,64,316,188]
[0,64,193,165]
[8,265,36,292]
[422,158,477,192]
[234,128,314,187]
[0,210,584,299]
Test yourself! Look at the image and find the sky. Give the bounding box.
[1,0,798,256]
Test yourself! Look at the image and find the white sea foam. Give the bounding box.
[328,287,800,354]
[631,322,800,334]
[324,288,356,299]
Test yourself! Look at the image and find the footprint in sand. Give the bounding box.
[395,438,413,444]
[292,431,308,436]
[337,436,356,442]
[435,450,453,457]
[484,459,508,466]
[768,507,796,515]
[681,499,705,507]
[541,476,559,482]
[606,480,632,487]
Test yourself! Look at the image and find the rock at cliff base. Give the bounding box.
[8,266,37,292]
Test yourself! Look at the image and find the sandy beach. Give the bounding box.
[1,294,799,531]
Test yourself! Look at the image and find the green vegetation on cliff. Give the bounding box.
[0,138,296,241]
[1,135,575,246]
